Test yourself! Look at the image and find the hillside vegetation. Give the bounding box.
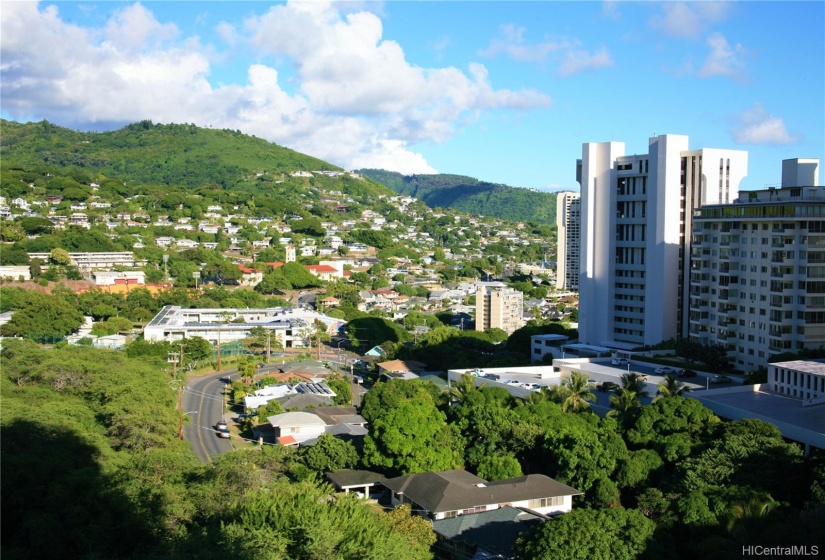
[358,169,557,224]
[1,119,390,198]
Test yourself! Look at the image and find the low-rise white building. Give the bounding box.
[769,359,825,405]
[143,306,345,349]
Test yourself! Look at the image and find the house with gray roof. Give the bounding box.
[432,505,543,560]
[380,469,581,520]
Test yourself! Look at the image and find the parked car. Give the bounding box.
[598,381,620,392]
[353,375,364,384]
[636,374,649,382]
[215,421,230,438]
[482,373,501,381]
[504,379,520,386]
[219,376,232,383]
[654,366,676,375]
[677,369,698,378]
[612,358,630,366]
[710,374,732,384]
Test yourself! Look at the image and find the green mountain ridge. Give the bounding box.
[357,168,557,225]
[0,119,391,198]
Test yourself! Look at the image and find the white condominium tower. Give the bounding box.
[556,192,581,290]
[576,134,748,349]
[689,159,823,372]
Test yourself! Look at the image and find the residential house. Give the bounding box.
[268,411,327,446]
[432,506,544,560]
[377,359,427,380]
[237,264,264,287]
[381,469,582,520]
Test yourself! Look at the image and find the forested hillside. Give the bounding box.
[0,339,435,560]
[1,119,390,198]
[358,169,558,224]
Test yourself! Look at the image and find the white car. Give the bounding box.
[215,421,230,438]
[612,358,630,366]
[504,379,520,386]
[654,366,676,375]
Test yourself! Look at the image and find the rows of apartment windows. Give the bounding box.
[615,248,646,265]
[617,159,649,174]
[699,205,825,219]
[616,201,647,219]
[617,176,647,196]
[694,221,825,232]
[616,224,646,242]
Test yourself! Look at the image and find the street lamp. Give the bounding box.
[192,270,200,291]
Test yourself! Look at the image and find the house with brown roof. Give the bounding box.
[380,469,581,520]
[377,359,427,380]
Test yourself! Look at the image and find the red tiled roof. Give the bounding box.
[277,435,298,446]
[307,265,338,273]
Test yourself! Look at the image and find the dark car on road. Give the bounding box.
[678,369,698,378]
[598,381,620,392]
[482,373,501,381]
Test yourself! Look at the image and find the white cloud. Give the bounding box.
[698,32,746,78]
[602,0,621,21]
[480,24,569,62]
[481,24,613,76]
[731,103,797,145]
[650,2,732,39]
[1,1,549,175]
[103,3,178,52]
[559,47,614,76]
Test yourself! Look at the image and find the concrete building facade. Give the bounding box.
[556,192,581,290]
[689,159,824,372]
[576,134,748,350]
[475,283,524,334]
[143,305,345,349]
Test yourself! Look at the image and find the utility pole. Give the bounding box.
[216,324,222,371]
[177,384,184,440]
[266,330,271,364]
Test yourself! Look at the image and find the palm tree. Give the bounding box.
[607,388,641,421]
[727,496,780,544]
[656,374,690,399]
[543,384,569,405]
[621,372,650,399]
[447,373,484,405]
[561,371,596,413]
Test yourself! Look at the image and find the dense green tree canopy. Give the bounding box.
[362,398,462,475]
[514,507,657,560]
[0,290,84,339]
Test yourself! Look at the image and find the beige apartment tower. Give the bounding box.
[475,283,524,334]
[556,191,581,290]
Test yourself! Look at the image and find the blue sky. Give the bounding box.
[2,1,823,191]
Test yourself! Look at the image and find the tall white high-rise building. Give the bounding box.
[576,134,748,349]
[689,159,824,372]
[556,192,581,290]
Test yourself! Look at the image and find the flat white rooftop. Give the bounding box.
[690,385,825,451]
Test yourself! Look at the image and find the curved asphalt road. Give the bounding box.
[183,369,237,462]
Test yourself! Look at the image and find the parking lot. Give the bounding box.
[448,359,717,407]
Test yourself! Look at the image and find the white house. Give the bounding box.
[267,411,327,445]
